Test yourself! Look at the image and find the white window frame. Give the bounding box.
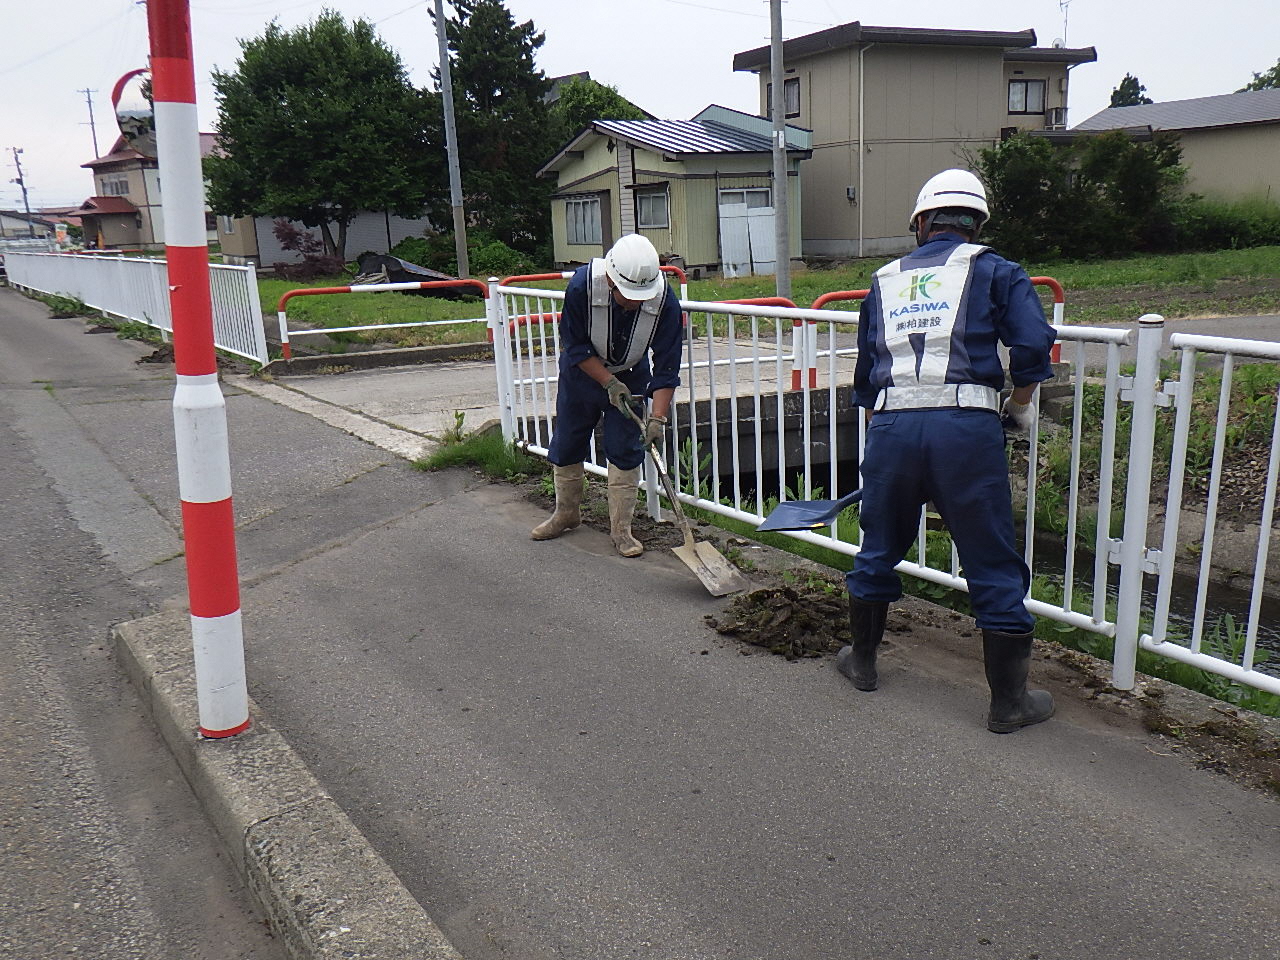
[1008,79,1046,115]
[719,187,772,209]
[565,196,602,246]
[634,187,669,229]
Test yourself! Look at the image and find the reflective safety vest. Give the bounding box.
[869,242,1000,412]
[588,257,667,374]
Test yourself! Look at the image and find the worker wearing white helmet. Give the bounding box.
[838,168,1058,733]
[531,233,684,557]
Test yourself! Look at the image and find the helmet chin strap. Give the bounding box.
[914,210,983,246]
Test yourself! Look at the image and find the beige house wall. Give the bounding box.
[217,215,259,263]
[755,46,1081,258]
[1177,125,1280,202]
[758,45,1006,257]
[1001,61,1072,131]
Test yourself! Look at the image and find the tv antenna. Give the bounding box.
[1059,0,1073,46]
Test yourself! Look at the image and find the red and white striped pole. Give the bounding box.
[147,0,250,738]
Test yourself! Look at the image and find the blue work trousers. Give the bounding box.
[846,408,1033,634]
[546,366,646,470]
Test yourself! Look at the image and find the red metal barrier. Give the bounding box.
[275,278,489,359]
[1030,277,1065,362]
[811,289,869,310]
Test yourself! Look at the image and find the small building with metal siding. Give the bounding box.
[539,108,811,276]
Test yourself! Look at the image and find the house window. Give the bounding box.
[101,177,129,197]
[765,76,802,120]
[565,196,601,245]
[719,187,772,210]
[635,187,669,229]
[1008,79,1046,115]
[219,215,235,235]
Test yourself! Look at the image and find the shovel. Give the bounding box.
[756,488,862,532]
[622,405,750,597]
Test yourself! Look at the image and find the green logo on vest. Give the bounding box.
[900,272,940,301]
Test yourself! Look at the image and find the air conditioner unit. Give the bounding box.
[1045,107,1067,130]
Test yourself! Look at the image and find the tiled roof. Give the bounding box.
[1074,88,1280,133]
[78,196,139,215]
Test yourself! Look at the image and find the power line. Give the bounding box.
[0,7,134,76]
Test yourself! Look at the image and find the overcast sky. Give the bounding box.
[2,0,1276,209]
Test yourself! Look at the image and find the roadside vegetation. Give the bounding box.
[263,243,1280,352]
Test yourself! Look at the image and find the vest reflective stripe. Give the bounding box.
[870,243,989,389]
[588,257,666,373]
[874,383,999,412]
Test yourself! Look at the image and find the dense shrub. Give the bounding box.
[1169,196,1280,250]
[388,229,538,278]
[979,131,1186,261]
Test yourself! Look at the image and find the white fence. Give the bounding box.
[487,284,1280,699]
[5,251,268,364]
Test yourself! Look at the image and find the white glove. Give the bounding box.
[1001,395,1036,433]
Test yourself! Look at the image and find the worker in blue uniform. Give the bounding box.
[837,168,1058,733]
[530,233,684,557]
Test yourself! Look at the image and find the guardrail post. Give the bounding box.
[487,278,515,442]
[1112,314,1165,691]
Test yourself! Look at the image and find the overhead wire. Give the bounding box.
[0,5,136,76]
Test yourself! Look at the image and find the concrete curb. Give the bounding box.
[262,342,493,377]
[112,610,464,960]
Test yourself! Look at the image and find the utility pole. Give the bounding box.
[432,0,469,278]
[80,87,101,157]
[768,0,791,298]
[9,147,35,236]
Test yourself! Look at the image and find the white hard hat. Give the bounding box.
[909,169,990,230]
[604,234,664,300]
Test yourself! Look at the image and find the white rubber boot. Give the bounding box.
[607,463,644,558]
[531,463,585,540]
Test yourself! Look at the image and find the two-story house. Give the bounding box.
[733,22,1096,258]
[79,133,220,251]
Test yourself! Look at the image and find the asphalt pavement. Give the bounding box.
[4,286,1280,960]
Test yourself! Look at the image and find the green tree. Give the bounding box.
[977,131,1185,261]
[977,134,1075,260]
[1109,73,1154,107]
[438,0,557,253]
[205,10,442,261]
[1238,58,1280,91]
[550,76,648,137]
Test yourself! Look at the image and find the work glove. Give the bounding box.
[643,414,667,446]
[1001,395,1036,434]
[604,376,633,412]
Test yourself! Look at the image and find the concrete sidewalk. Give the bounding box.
[7,290,1277,959]
[110,356,1280,959]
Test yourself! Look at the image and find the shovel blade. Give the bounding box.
[673,540,751,597]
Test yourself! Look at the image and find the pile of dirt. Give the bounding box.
[705,586,851,660]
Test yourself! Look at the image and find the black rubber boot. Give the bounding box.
[982,629,1055,733]
[835,597,888,692]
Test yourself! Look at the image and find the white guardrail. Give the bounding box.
[4,251,268,365]
[487,283,1280,699]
